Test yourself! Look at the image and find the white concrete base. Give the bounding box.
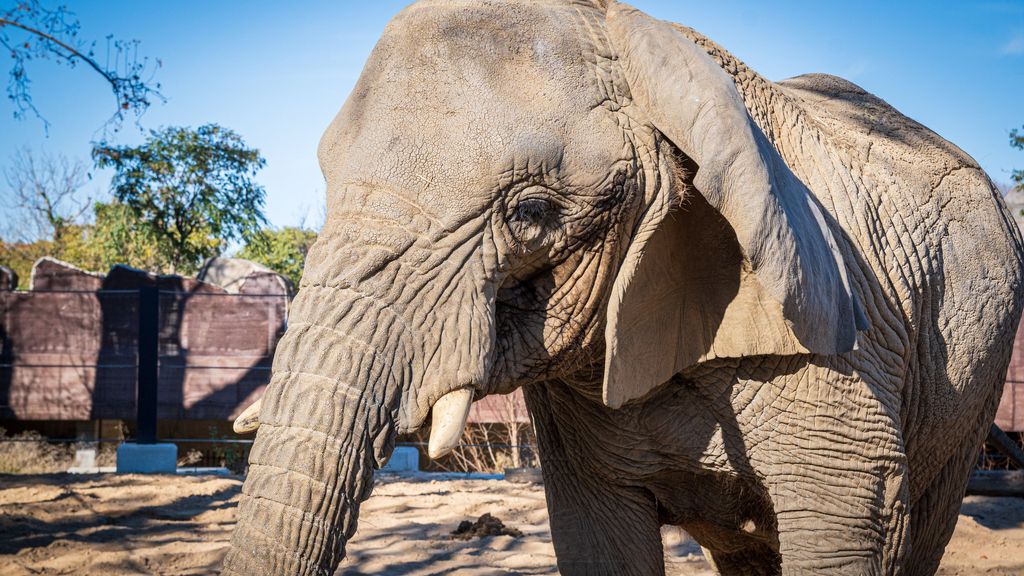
[73,447,97,469]
[68,466,116,474]
[381,446,420,472]
[116,443,178,474]
[176,466,232,475]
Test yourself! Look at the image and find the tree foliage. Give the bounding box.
[0,148,163,284]
[92,124,268,275]
[0,199,171,287]
[238,226,318,288]
[0,0,163,130]
[79,200,163,271]
[0,238,48,287]
[1012,126,1023,192]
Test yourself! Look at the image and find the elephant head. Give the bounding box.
[222,1,864,573]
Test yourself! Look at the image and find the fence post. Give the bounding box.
[136,285,159,444]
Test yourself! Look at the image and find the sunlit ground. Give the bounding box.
[1,473,1022,575]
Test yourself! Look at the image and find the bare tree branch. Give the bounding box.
[2,147,89,244]
[0,0,164,131]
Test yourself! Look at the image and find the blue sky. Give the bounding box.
[1,1,1022,233]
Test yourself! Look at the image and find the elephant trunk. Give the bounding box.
[222,193,494,573]
[222,286,402,575]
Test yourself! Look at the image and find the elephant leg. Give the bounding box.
[524,383,665,576]
[903,415,994,575]
[902,454,970,576]
[767,465,909,576]
[754,369,911,575]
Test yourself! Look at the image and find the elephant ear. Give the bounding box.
[602,3,867,409]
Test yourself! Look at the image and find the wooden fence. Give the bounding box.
[1,259,1022,430]
[0,262,287,423]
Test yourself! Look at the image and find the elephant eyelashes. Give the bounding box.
[509,197,557,250]
[513,197,554,224]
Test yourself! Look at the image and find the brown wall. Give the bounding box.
[3,259,1023,429]
[996,319,1024,432]
[0,260,286,422]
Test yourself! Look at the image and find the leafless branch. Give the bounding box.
[2,147,90,243]
[0,1,164,131]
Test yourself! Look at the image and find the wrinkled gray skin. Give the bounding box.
[221,1,1024,575]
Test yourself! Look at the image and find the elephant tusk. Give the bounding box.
[427,388,474,459]
[233,399,262,434]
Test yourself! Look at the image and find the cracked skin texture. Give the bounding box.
[221,1,1024,575]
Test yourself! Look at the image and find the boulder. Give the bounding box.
[30,257,103,291]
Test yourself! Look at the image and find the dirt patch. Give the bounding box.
[0,473,1021,575]
[936,495,1024,576]
[0,473,239,575]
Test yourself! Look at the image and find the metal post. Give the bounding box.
[136,285,159,444]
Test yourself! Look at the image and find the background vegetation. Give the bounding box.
[1012,126,1023,193]
[1,128,319,287]
[0,1,319,289]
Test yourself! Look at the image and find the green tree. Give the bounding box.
[65,200,162,272]
[1,200,167,285]
[0,238,49,287]
[92,124,268,275]
[1012,126,1023,192]
[238,226,318,289]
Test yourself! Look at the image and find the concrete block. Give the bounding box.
[116,442,177,474]
[381,446,419,472]
[73,447,97,469]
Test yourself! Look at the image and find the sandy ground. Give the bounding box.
[0,473,1022,575]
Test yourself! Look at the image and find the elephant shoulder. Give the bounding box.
[776,73,980,180]
[781,73,1024,325]
[677,30,1018,272]
[777,73,873,103]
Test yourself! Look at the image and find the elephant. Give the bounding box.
[221,1,1024,574]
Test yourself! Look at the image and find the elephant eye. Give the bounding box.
[508,196,557,251]
[511,198,554,226]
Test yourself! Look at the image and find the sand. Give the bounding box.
[0,473,1021,575]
